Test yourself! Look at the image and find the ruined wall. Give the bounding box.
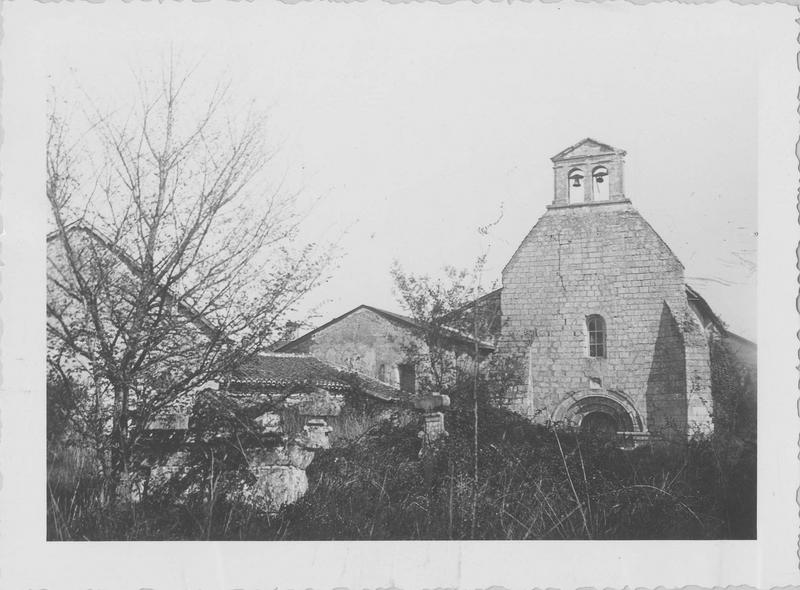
[498,201,713,438]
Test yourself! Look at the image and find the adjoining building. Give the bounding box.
[275,304,494,394]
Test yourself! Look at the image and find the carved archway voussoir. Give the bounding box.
[551,388,644,432]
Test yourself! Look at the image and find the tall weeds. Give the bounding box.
[47,402,755,541]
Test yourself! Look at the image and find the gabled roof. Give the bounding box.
[551,137,626,162]
[47,220,219,338]
[228,352,404,402]
[275,304,494,353]
[442,287,502,319]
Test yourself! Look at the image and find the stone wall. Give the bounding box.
[498,200,713,439]
[281,308,423,387]
[280,308,482,394]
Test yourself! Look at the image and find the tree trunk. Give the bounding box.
[110,382,130,480]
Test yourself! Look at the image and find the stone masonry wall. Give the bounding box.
[280,308,426,388]
[498,201,713,439]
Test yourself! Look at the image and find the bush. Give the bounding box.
[47,395,755,540]
[267,400,755,540]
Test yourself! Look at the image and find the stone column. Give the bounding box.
[414,393,450,454]
[247,387,339,511]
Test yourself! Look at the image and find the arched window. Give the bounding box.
[591,166,609,201]
[377,364,386,382]
[587,315,606,358]
[568,168,584,203]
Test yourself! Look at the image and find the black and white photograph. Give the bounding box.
[1,1,797,588]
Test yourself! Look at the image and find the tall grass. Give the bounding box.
[47,401,755,541]
[276,402,754,540]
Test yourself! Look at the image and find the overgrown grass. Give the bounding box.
[277,400,755,540]
[47,401,755,541]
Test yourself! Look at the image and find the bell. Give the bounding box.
[572,178,582,188]
[595,175,604,184]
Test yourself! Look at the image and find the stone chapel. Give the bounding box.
[496,138,718,441]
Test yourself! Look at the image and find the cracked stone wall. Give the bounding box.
[497,201,712,438]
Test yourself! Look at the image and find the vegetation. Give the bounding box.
[48,381,755,541]
[47,62,332,487]
[45,64,756,544]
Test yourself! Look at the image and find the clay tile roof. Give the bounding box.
[229,352,351,390]
[228,353,406,402]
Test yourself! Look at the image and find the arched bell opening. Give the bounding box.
[568,168,585,203]
[591,165,610,201]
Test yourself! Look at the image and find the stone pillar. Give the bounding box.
[414,394,450,455]
[421,412,446,443]
[246,444,315,511]
[246,389,338,512]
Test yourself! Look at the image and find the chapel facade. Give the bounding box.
[496,138,714,440]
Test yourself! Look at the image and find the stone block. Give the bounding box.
[412,393,451,411]
[295,388,343,417]
[255,411,283,434]
[294,418,333,450]
[250,465,309,511]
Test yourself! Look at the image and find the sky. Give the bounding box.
[34,1,762,340]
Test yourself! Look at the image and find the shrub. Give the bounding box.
[268,400,755,540]
[47,392,756,540]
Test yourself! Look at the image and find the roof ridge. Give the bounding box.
[550,137,625,161]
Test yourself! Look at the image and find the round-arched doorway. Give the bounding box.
[552,390,644,435]
[580,411,618,436]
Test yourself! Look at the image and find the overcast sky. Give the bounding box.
[37,2,762,340]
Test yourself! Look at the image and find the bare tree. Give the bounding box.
[46,63,334,483]
[390,260,491,392]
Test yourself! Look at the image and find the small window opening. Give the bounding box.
[568,168,584,203]
[587,315,606,358]
[378,364,386,382]
[592,166,609,201]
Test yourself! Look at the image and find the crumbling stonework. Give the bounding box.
[497,139,713,440]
